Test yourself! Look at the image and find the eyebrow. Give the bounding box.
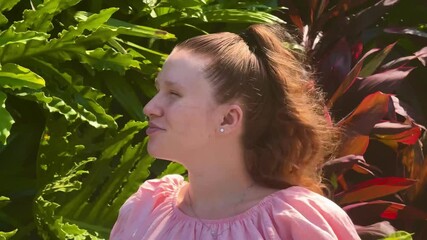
[155,78,183,89]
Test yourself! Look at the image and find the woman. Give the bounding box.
[110,24,360,240]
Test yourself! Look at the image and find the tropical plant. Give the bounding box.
[276,0,427,239]
[0,0,284,239]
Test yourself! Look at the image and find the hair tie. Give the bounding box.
[239,31,258,52]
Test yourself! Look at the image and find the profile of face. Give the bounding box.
[143,49,226,162]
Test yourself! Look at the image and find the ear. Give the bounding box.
[219,104,243,134]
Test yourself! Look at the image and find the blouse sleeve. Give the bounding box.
[272,187,361,240]
[109,174,184,239]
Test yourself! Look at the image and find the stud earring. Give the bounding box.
[219,128,225,133]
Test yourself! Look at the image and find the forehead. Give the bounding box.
[156,49,211,86]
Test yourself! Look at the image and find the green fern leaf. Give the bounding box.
[0,91,14,145]
[0,63,45,89]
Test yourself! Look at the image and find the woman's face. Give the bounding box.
[143,49,223,161]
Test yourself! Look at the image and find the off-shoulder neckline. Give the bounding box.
[169,177,302,224]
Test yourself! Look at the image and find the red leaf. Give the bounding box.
[415,46,427,66]
[384,27,427,38]
[335,177,417,205]
[373,122,422,145]
[354,221,396,239]
[343,200,427,223]
[327,68,413,120]
[337,92,392,156]
[279,0,304,31]
[381,46,427,69]
[309,0,318,24]
[338,92,391,134]
[322,155,375,178]
[327,48,379,108]
[352,67,415,97]
[338,135,370,157]
[351,41,363,64]
[316,0,329,20]
[318,37,352,98]
[359,42,397,77]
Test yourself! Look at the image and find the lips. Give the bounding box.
[146,122,165,135]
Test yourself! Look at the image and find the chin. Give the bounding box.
[147,143,172,161]
[146,143,161,158]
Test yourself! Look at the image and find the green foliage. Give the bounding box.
[0,63,45,89]
[4,0,423,239]
[0,0,283,239]
[0,91,13,144]
[382,231,414,240]
[0,229,18,240]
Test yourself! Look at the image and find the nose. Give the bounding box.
[143,95,162,119]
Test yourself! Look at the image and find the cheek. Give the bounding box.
[173,105,214,138]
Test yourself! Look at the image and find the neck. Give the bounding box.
[177,141,256,219]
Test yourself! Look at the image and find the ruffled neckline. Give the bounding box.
[169,177,296,225]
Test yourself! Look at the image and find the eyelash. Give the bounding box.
[168,90,180,97]
[155,87,180,97]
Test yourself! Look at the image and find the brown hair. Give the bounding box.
[176,24,338,194]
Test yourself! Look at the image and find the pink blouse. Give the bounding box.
[110,174,360,240]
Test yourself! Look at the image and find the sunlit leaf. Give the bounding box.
[0,0,20,13]
[382,231,413,240]
[349,67,415,99]
[381,46,427,69]
[168,0,207,9]
[0,196,10,208]
[116,38,168,64]
[13,0,82,32]
[27,59,116,129]
[15,90,78,122]
[359,42,396,77]
[35,196,102,240]
[86,139,155,224]
[0,229,18,239]
[385,27,427,38]
[0,91,14,145]
[159,162,187,178]
[42,157,95,195]
[354,221,397,240]
[103,72,145,121]
[322,155,375,178]
[337,92,392,156]
[60,8,119,42]
[0,63,45,90]
[338,92,391,132]
[77,48,140,75]
[327,48,379,107]
[284,1,304,31]
[336,177,417,205]
[0,0,20,26]
[58,121,148,224]
[202,9,286,24]
[75,11,176,40]
[0,27,48,47]
[415,46,427,66]
[373,122,422,145]
[344,200,427,223]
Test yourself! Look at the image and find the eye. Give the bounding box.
[169,90,181,97]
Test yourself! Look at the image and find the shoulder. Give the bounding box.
[274,186,343,214]
[133,174,185,198]
[110,174,185,238]
[267,186,360,240]
[122,174,184,210]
